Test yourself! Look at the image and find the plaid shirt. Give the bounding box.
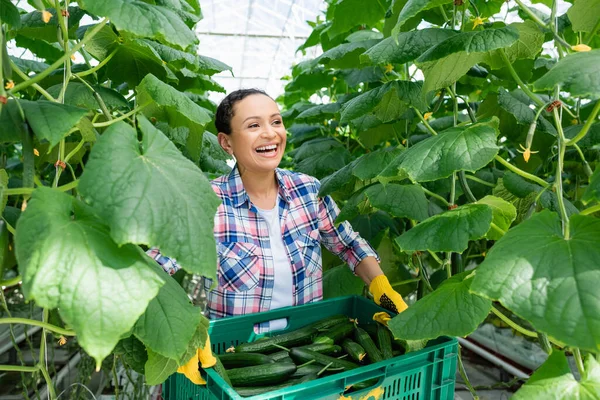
[148,165,378,332]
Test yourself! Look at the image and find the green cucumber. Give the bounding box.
[269,343,341,362]
[234,325,317,353]
[234,372,316,397]
[227,362,297,387]
[354,327,383,364]
[341,339,367,363]
[376,324,393,360]
[289,347,358,371]
[306,315,349,331]
[290,363,323,378]
[212,356,232,386]
[219,352,274,369]
[313,321,354,345]
[348,378,380,391]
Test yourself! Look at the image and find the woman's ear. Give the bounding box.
[217,132,233,155]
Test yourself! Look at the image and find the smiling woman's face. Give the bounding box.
[218,94,287,174]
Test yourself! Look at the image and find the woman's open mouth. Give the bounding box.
[255,144,279,157]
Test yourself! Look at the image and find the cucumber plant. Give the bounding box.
[282,0,600,397]
[0,0,232,397]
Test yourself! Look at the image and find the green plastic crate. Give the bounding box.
[163,295,457,400]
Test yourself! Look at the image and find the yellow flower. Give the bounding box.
[571,44,591,52]
[42,10,52,23]
[4,80,14,90]
[572,119,578,125]
[517,143,539,163]
[33,148,40,156]
[70,54,76,61]
[384,63,394,73]
[472,16,487,29]
[423,112,433,120]
[57,336,67,346]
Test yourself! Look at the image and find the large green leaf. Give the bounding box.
[145,349,178,385]
[476,195,517,240]
[14,34,62,64]
[17,7,85,42]
[340,67,385,88]
[340,81,427,123]
[496,88,556,135]
[1,0,21,28]
[45,83,129,110]
[323,264,364,299]
[317,40,380,69]
[134,262,201,359]
[296,103,341,123]
[583,166,600,204]
[78,0,197,50]
[19,100,87,147]
[155,0,202,27]
[15,188,165,366]
[114,336,148,374]
[471,211,600,352]
[328,0,387,39]
[416,27,520,93]
[200,132,232,175]
[361,29,457,65]
[0,100,27,143]
[388,272,492,340]
[533,51,600,99]
[482,21,545,68]
[396,204,493,253]
[513,351,600,399]
[567,0,600,32]
[391,119,500,182]
[78,117,221,279]
[391,0,453,35]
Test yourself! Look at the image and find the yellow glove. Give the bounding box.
[177,335,216,385]
[369,275,408,314]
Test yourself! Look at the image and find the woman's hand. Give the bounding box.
[177,335,216,385]
[369,275,408,314]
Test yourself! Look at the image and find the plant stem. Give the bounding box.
[0,365,39,372]
[56,0,71,104]
[75,48,118,78]
[9,59,56,101]
[422,186,449,206]
[573,348,585,377]
[72,74,112,120]
[573,143,593,177]
[499,49,544,107]
[0,317,76,336]
[92,105,146,128]
[494,155,550,187]
[415,255,434,292]
[580,204,600,216]
[414,109,437,136]
[449,172,456,206]
[458,347,479,400]
[491,306,537,337]
[53,139,66,188]
[490,222,506,236]
[38,308,57,399]
[553,108,570,239]
[112,355,120,400]
[63,139,85,164]
[427,250,444,265]
[584,18,600,44]
[9,18,109,94]
[465,174,495,187]
[566,100,600,146]
[459,171,477,202]
[0,275,22,287]
[439,6,450,24]
[391,278,421,289]
[5,180,78,195]
[513,0,571,49]
[538,332,553,354]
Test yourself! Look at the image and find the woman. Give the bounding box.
[149,89,408,384]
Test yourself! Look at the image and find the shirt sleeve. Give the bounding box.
[146,248,182,276]
[317,190,380,273]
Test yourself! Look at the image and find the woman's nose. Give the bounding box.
[261,125,277,138]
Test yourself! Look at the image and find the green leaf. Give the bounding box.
[482,21,545,69]
[533,50,600,100]
[396,204,493,253]
[15,188,165,366]
[393,119,500,182]
[292,138,352,179]
[583,166,600,204]
[196,55,233,76]
[497,88,557,135]
[296,102,341,123]
[417,27,520,93]
[199,132,232,175]
[392,0,453,35]
[361,29,457,65]
[339,67,385,88]
[0,170,8,215]
[9,56,49,74]
[0,100,27,143]
[114,336,148,374]
[476,195,517,240]
[15,35,62,64]
[323,264,364,299]
[340,81,427,123]
[134,262,201,359]
[78,117,221,278]
[328,0,387,39]
[350,211,402,247]
[145,349,178,385]
[78,0,197,50]
[376,233,416,297]
[471,211,600,352]
[45,83,129,110]
[388,272,492,340]
[19,100,87,147]
[1,0,22,28]
[513,352,600,399]
[155,0,202,27]
[17,7,85,42]
[136,74,212,146]
[285,66,332,93]
[318,40,380,69]
[567,0,600,32]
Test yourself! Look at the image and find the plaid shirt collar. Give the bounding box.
[226,164,293,208]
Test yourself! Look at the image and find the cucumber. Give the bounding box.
[348,378,380,391]
[212,356,232,386]
[341,339,367,363]
[219,352,274,369]
[234,325,317,353]
[354,327,383,364]
[234,372,316,397]
[306,315,350,331]
[289,347,358,371]
[269,343,341,362]
[313,321,354,345]
[227,362,297,387]
[290,363,323,378]
[376,324,393,360]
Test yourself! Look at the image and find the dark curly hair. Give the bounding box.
[215,89,271,134]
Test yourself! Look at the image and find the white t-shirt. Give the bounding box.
[255,197,294,331]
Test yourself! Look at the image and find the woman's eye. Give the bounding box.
[248,123,259,128]
[272,120,282,125]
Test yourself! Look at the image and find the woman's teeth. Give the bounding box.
[256,145,277,153]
